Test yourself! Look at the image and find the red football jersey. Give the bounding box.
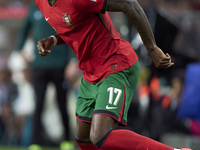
[36,0,138,83]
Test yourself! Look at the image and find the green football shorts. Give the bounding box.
[76,61,140,126]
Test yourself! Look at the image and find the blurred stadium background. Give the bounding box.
[0,0,200,150]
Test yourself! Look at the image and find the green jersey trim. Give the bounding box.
[48,0,57,6]
[101,0,109,14]
[95,13,107,30]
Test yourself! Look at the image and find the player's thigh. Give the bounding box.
[76,78,98,122]
[94,61,140,126]
[90,114,118,144]
[75,118,91,141]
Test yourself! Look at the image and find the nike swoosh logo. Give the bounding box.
[106,105,118,109]
[45,17,49,21]
[90,0,97,2]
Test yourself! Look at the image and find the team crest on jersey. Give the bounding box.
[62,13,75,29]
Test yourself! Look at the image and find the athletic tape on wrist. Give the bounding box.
[50,35,57,46]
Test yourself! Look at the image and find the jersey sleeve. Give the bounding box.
[72,0,108,14]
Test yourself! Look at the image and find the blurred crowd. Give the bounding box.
[0,0,200,149]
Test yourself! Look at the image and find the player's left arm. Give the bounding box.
[107,0,174,68]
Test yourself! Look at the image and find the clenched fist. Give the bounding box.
[148,46,174,68]
[37,37,54,57]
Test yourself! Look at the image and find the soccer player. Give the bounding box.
[35,0,191,149]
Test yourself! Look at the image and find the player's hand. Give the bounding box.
[148,46,174,68]
[37,37,54,57]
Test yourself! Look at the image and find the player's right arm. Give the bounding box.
[107,0,174,68]
[37,34,65,56]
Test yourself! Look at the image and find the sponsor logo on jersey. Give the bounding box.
[62,13,75,29]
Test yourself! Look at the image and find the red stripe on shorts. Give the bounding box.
[118,85,125,122]
[76,115,91,124]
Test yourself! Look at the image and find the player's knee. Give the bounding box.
[75,131,90,141]
[90,128,108,145]
[90,130,101,145]
[75,119,91,141]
